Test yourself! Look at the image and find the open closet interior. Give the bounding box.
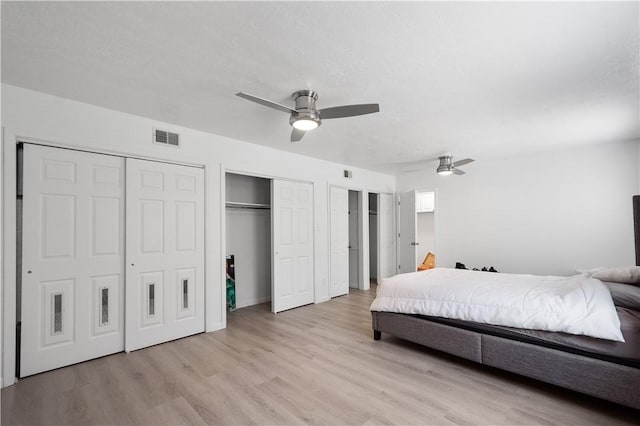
[225,173,272,310]
[368,192,378,284]
[348,190,360,288]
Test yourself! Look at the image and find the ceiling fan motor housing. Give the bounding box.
[290,90,322,128]
[437,156,454,174]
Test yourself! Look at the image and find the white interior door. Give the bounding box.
[329,187,349,297]
[272,180,314,312]
[21,144,125,377]
[378,193,396,280]
[125,158,205,351]
[399,190,418,273]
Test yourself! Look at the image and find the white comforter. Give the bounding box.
[370,268,624,342]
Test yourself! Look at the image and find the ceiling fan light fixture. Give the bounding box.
[437,166,454,176]
[290,109,321,131]
[291,118,319,131]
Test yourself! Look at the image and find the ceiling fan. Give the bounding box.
[436,155,474,175]
[235,90,380,142]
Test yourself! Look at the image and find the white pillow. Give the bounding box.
[593,266,640,285]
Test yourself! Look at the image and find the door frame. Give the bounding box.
[397,187,439,273]
[2,136,207,387]
[328,184,368,291]
[415,187,439,269]
[221,170,317,321]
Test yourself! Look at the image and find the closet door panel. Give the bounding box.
[329,187,349,297]
[272,180,314,313]
[125,159,205,351]
[399,190,417,273]
[378,193,396,279]
[21,144,125,377]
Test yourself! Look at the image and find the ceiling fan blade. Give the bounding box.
[453,168,466,175]
[236,92,296,114]
[319,104,380,119]
[453,158,474,167]
[291,128,306,142]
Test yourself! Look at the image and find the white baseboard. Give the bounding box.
[205,322,225,333]
[236,296,271,309]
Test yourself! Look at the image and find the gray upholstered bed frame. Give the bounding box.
[372,311,640,409]
[371,195,640,410]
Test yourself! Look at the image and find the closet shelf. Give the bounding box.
[226,201,271,210]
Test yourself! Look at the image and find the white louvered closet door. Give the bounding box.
[21,144,125,377]
[125,158,205,351]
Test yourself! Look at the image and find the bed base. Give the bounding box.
[372,311,640,410]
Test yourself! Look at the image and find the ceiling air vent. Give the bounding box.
[154,129,180,147]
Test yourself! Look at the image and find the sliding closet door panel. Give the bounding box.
[329,187,349,297]
[272,180,314,313]
[21,144,125,377]
[125,159,204,351]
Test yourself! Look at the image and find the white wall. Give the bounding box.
[397,140,639,276]
[1,84,396,386]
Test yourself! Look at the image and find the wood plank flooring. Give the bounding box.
[2,286,638,425]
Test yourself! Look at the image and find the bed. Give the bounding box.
[371,196,640,410]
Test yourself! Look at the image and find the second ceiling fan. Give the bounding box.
[236,90,380,142]
[436,155,474,175]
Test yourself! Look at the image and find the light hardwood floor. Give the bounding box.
[2,286,638,425]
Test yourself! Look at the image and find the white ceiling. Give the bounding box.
[2,1,638,174]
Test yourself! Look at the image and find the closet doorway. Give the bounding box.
[225,173,315,314]
[348,190,360,289]
[225,173,272,310]
[329,186,362,297]
[398,189,436,273]
[373,192,396,281]
[329,187,366,297]
[369,193,379,285]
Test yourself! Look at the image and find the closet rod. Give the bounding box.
[226,201,271,210]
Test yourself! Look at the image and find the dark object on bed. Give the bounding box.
[455,262,499,272]
[634,195,639,266]
[371,309,640,409]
